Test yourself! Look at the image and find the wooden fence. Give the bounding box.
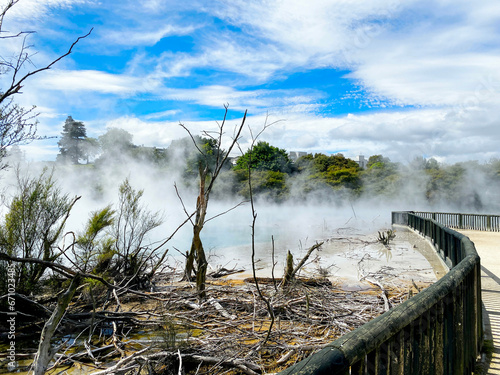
[278,211,482,375]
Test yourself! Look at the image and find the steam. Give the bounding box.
[2,134,499,276]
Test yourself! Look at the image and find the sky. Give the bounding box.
[2,0,500,164]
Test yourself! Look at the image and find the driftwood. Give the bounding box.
[283,242,324,287]
[364,277,391,312]
[208,267,245,278]
[32,275,81,375]
[15,261,420,375]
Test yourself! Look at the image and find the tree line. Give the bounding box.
[54,115,500,210]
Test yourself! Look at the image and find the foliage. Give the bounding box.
[111,179,163,280]
[0,168,79,295]
[94,127,135,166]
[423,161,484,210]
[99,128,133,153]
[234,141,293,173]
[360,155,401,197]
[74,206,116,274]
[233,141,293,201]
[57,116,89,164]
[81,137,100,164]
[167,135,229,180]
[235,169,289,201]
[300,153,361,190]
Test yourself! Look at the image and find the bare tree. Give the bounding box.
[242,116,276,345]
[0,0,92,169]
[179,105,246,299]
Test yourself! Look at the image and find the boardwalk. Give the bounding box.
[460,230,500,374]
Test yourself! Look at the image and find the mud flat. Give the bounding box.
[216,225,448,291]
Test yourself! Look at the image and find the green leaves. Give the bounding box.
[234,141,293,173]
[0,168,79,294]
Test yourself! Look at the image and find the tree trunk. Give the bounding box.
[283,250,294,287]
[184,247,195,282]
[193,227,207,300]
[33,275,81,375]
[186,165,209,298]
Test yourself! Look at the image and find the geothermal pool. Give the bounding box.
[192,223,448,291]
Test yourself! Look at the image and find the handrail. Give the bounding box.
[278,211,482,375]
[412,211,500,231]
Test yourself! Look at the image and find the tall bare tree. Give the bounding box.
[180,105,246,299]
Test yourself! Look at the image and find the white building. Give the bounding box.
[289,151,307,162]
[354,155,367,169]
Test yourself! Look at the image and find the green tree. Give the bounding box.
[423,162,481,208]
[166,135,230,182]
[95,127,134,165]
[74,206,115,275]
[293,153,361,194]
[99,128,133,154]
[235,169,289,201]
[81,137,100,164]
[233,141,292,201]
[234,141,293,173]
[360,155,401,196]
[0,169,80,295]
[57,116,88,164]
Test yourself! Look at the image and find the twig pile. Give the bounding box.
[37,271,416,375]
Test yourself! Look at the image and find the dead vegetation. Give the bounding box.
[4,266,425,375]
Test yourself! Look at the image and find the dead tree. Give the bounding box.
[282,242,324,287]
[32,274,81,375]
[242,114,280,345]
[180,105,246,299]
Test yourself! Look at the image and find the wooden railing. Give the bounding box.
[412,211,500,231]
[278,211,482,375]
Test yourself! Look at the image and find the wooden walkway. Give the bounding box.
[460,230,500,374]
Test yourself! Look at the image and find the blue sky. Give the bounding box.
[3,0,500,163]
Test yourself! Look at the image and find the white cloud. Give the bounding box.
[0,0,89,22]
[6,0,500,166]
[175,0,500,109]
[36,69,158,95]
[151,85,323,114]
[20,104,500,164]
[143,109,182,120]
[104,24,196,47]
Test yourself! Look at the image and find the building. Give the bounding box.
[288,151,307,162]
[354,155,367,169]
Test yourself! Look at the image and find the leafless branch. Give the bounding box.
[204,200,248,223]
[0,28,93,105]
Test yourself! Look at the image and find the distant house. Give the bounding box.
[354,155,367,169]
[289,151,307,162]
